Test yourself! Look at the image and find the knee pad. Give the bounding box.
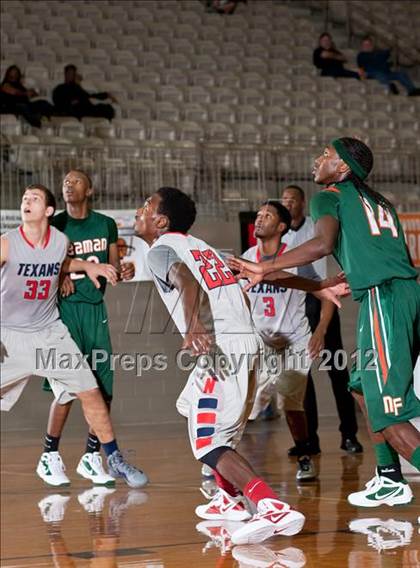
[199,446,232,470]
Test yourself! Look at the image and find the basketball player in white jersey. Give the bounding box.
[134,186,348,545]
[0,184,148,488]
[242,200,335,482]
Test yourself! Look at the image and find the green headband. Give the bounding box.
[331,138,368,180]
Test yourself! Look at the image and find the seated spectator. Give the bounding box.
[206,0,245,15]
[313,33,360,79]
[357,36,420,96]
[53,65,116,120]
[0,65,54,128]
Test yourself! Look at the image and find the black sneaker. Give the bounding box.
[288,440,321,456]
[341,437,363,454]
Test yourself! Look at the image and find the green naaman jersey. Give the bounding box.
[51,210,118,304]
[310,180,417,301]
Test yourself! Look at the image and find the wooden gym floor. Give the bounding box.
[1,419,419,568]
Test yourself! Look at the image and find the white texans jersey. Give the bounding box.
[147,232,254,341]
[241,243,316,343]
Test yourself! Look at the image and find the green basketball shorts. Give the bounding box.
[349,278,420,432]
[43,300,114,400]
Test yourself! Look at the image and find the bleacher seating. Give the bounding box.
[1,0,419,211]
[1,0,419,150]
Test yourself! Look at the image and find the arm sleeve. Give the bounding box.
[147,245,182,285]
[107,217,118,244]
[310,191,340,223]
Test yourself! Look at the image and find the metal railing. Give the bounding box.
[1,140,419,214]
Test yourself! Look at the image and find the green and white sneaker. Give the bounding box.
[76,452,115,486]
[36,452,70,487]
[347,471,413,507]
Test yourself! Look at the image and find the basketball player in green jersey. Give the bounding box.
[229,137,420,507]
[37,170,135,487]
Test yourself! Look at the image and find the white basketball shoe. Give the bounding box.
[77,452,115,486]
[231,498,305,545]
[347,471,413,507]
[36,452,70,487]
[195,489,252,521]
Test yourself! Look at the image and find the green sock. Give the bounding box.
[410,446,420,471]
[374,442,399,466]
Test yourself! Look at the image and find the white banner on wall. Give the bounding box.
[1,209,152,281]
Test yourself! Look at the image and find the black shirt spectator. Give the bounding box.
[0,65,54,128]
[313,33,360,79]
[53,65,115,120]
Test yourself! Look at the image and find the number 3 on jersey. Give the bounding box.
[262,296,276,317]
[191,249,236,290]
[361,197,398,238]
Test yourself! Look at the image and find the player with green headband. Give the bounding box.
[229,137,420,508]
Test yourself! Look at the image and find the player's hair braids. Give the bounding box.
[340,137,393,210]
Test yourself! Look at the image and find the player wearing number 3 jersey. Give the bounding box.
[241,200,336,482]
[229,137,420,508]
[38,170,136,488]
[135,187,347,545]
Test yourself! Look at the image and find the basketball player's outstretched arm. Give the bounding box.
[167,262,214,355]
[62,257,118,289]
[228,216,339,281]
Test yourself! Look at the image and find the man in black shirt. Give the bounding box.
[313,33,360,79]
[53,65,115,120]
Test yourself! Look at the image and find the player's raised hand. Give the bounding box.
[85,263,118,288]
[226,256,266,290]
[227,256,263,276]
[120,261,135,281]
[182,319,214,356]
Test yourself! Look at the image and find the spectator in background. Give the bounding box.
[206,0,245,15]
[357,36,420,96]
[53,65,116,120]
[281,184,363,455]
[0,65,54,128]
[313,33,360,79]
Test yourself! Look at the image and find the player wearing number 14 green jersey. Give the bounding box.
[37,170,135,488]
[230,138,419,508]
